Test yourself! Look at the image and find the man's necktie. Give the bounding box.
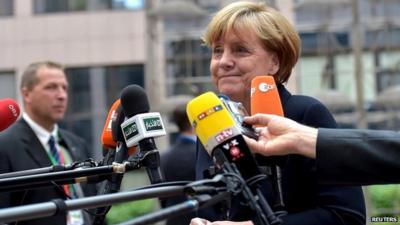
[48,135,60,164]
[48,135,76,198]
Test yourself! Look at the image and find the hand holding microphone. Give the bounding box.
[247,75,317,159]
[187,91,281,225]
[243,114,317,159]
[250,75,286,212]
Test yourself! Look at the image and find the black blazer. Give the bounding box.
[195,85,366,225]
[317,128,400,185]
[0,119,96,225]
[160,135,197,225]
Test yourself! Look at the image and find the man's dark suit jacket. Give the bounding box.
[195,85,366,225]
[0,119,96,225]
[160,135,197,225]
[317,128,400,185]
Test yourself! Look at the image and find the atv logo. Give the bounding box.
[215,128,234,143]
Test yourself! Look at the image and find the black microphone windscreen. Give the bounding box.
[111,104,126,142]
[120,85,150,117]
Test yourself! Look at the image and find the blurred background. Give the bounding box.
[0,0,399,224]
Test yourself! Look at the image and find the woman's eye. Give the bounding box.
[213,47,223,54]
[212,47,223,58]
[236,46,249,53]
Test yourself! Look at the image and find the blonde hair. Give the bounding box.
[20,61,65,90]
[202,1,301,83]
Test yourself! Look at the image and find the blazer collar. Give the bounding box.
[277,83,292,110]
[58,130,79,160]
[19,119,53,168]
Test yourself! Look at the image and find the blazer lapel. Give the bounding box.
[59,130,79,161]
[19,119,53,168]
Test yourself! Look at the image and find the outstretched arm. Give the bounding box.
[243,114,318,159]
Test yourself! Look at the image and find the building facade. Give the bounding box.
[2,0,400,158]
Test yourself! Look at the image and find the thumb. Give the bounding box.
[243,135,262,154]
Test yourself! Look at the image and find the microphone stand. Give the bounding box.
[117,193,231,225]
[222,162,282,225]
[0,175,232,224]
[0,185,186,224]
[116,174,238,225]
[0,159,97,179]
[93,142,128,225]
[0,161,141,193]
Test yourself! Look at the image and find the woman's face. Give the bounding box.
[210,28,279,105]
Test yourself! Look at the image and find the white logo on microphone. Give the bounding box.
[8,105,18,117]
[258,82,274,93]
[250,87,256,97]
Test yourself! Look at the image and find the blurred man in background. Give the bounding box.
[0,61,96,225]
[160,103,197,225]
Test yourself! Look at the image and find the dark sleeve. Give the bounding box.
[195,140,228,220]
[0,133,14,208]
[317,128,400,185]
[63,131,98,197]
[0,131,17,208]
[282,100,366,225]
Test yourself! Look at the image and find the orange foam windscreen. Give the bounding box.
[250,75,284,117]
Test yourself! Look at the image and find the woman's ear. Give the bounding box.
[268,52,280,75]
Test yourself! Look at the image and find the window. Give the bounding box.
[376,70,400,93]
[0,0,13,16]
[34,0,86,13]
[300,32,350,55]
[366,29,400,50]
[111,0,144,10]
[33,0,144,14]
[104,65,144,106]
[166,38,212,96]
[62,64,144,159]
[0,71,16,99]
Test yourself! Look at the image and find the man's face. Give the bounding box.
[23,66,69,130]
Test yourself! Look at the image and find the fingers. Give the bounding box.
[243,135,261,154]
[243,113,275,126]
[190,218,211,225]
[244,135,276,156]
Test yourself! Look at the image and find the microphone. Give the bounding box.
[0,98,20,131]
[186,92,261,181]
[100,99,121,168]
[186,92,281,225]
[120,84,165,184]
[101,99,136,158]
[101,99,121,150]
[250,75,286,212]
[251,76,283,117]
[93,102,132,225]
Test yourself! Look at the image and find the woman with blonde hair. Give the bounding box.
[192,1,366,225]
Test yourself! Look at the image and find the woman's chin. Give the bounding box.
[218,88,236,96]
[218,88,242,100]
[218,82,241,92]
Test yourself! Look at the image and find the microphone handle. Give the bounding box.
[139,138,164,184]
[222,161,281,225]
[93,142,128,225]
[271,165,285,210]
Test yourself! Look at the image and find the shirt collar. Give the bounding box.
[179,134,197,143]
[23,113,59,147]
